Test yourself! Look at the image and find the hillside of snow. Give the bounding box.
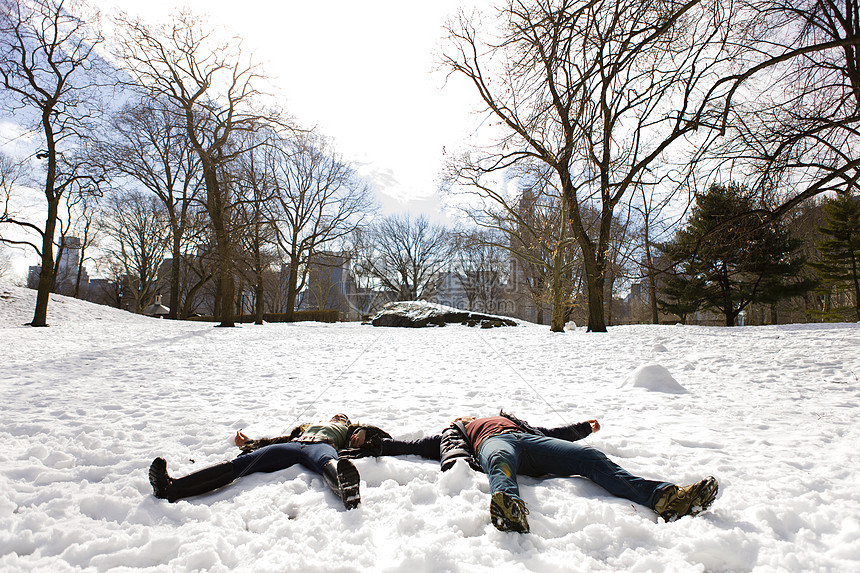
[1,283,859,571]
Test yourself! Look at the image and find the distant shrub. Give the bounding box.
[186,315,216,322]
[184,310,341,323]
[237,310,340,323]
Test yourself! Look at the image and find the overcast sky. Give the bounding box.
[99,0,487,217]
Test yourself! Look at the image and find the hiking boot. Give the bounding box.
[653,476,719,522]
[490,491,530,533]
[148,457,235,503]
[322,459,361,510]
[149,457,171,499]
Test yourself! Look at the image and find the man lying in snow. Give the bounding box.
[380,410,718,533]
[148,414,391,509]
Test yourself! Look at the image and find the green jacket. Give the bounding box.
[239,422,392,459]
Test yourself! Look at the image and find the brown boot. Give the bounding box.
[653,476,719,522]
[490,491,530,533]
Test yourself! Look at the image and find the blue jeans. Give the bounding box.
[477,433,672,509]
[230,442,337,480]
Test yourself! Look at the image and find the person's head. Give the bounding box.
[330,413,351,425]
[349,426,367,448]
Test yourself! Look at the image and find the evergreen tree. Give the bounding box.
[656,268,704,325]
[658,183,814,326]
[809,195,860,321]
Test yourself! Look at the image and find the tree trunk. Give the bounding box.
[565,186,607,333]
[721,263,734,327]
[605,274,616,327]
[213,277,222,321]
[181,272,209,319]
[644,235,659,324]
[206,169,235,327]
[31,194,59,326]
[579,251,607,332]
[550,246,565,332]
[255,276,265,325]
[236,283,245,323]
[217,267,235,327]
[74,255,84,298]
[32,238,55,326]
[285,256,300,320]
[168,232,182,320]
[585,276,607,331]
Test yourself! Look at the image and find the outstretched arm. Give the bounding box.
[235,426,305,454]
[378,435,442,460]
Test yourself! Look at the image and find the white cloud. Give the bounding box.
[98,0,483,216]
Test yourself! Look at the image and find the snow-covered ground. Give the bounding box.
[1,284,859,572]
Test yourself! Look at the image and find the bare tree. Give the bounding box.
[99,96,203,319]
[175,219,216,319]
[452,229,509,313]
[367,213,453,301]
[102,192,170,314]
[53,189,99,297]
[598,202,642,326]
[442,0,756,331]
[303,251,353,316]
[633,186,680,324]
[269,133,374,319]
[0,243,12,282]
[344,227,392,318]
[71,195,98,298]
[0,152,25,269]
[785,198,828,322]
[115,11,284,326]
[233,132,279,324]
[0,0,105,325]
[92,254,125,308]
[450,160,582,331]
[721,1,860,215]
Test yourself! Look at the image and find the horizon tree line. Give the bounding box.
[2,0,859,329]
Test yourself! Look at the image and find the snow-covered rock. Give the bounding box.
[370,300,517,328]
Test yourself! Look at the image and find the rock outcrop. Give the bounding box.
[370,301,517,328]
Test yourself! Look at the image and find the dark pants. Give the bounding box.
[230,442,337,480]
[477,433,671,508]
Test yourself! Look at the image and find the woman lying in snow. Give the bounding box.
[148,414,391,509]
[379,410,719,533]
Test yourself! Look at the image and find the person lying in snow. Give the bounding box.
[379,410,718,533]
[148,414,391,509]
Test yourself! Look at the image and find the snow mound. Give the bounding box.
[622,363,688,394]
[0,283,153,326]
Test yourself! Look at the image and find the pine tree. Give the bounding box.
[656,270,704,324]
[809,195,860,321]
[658,183,814,326]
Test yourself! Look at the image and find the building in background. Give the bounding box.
[28,236,89,297]
[300,251,354,320]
